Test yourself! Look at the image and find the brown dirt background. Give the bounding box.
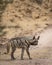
[0,0,52,65]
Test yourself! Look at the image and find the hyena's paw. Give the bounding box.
[11,57,16,60]
[29,58,32,60]
[21,58,24,60]
[3,52,7,54]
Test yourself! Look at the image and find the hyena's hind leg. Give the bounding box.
[11,47,16,60]
[26,48,32,60]
[21,48,25,60]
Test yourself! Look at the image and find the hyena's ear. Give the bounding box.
[37,36,40,40]
[33,36,35,40]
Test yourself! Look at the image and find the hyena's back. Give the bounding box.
[9,36,31,48]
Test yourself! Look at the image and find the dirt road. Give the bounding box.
[0,26,52,65]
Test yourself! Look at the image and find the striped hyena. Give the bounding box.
[5,36,40,60]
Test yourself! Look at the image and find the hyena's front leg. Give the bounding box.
[11,47,16,60]
[21,48,25,60]
[26,48,32,60]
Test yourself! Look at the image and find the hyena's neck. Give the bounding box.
[25,40,31,47]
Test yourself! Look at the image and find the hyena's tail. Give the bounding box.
[6,43,10,54]
[4,41,11,54]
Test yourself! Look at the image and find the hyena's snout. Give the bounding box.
[34,41,38,45]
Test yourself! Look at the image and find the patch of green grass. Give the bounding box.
[0,26,6,37]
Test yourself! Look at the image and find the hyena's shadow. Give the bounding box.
[0,58,32,61]
[0,59,12,61]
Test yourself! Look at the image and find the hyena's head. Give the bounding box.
[30,36,40,45]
